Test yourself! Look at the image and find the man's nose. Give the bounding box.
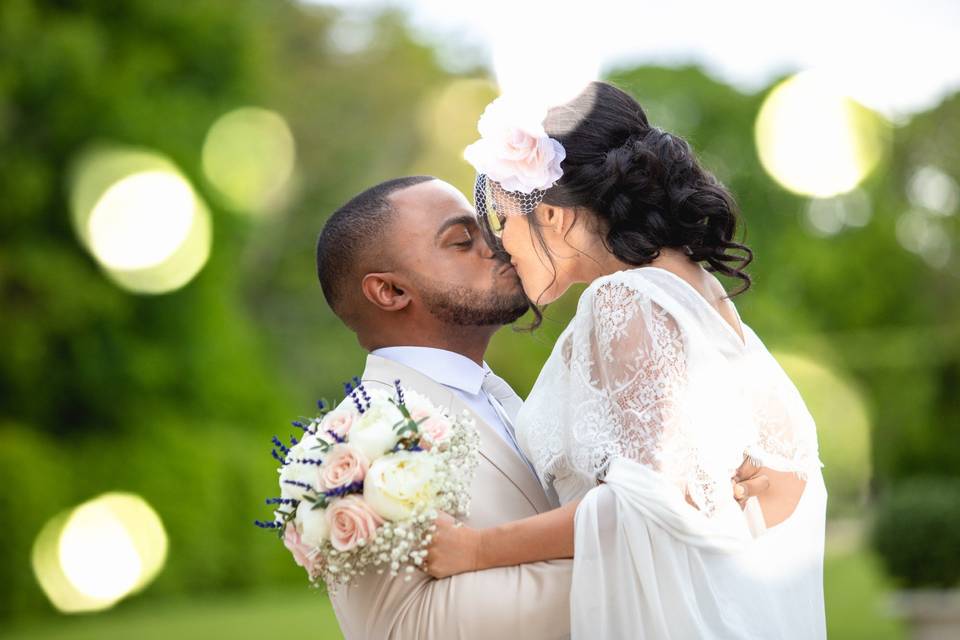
[478,237,495,259]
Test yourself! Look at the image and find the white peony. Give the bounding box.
[296,500,330,547]
[463,96,565,194]
[363,451,438,521]
[348,401,402,461]
[279,432,324,501]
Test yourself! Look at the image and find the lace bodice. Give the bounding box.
[516,267,824,514]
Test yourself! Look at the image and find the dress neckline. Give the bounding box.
[633,266,748,349]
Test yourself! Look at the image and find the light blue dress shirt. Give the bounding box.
[370,346,528,462]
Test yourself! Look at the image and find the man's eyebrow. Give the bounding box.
[434,214,478,240]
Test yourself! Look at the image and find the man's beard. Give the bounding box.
[412,273,529,326]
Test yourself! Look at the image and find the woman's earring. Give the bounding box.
[683,245,694,256]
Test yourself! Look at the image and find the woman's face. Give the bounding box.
[498,204,579,305]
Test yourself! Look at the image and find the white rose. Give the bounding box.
[279,433,323,501]
[363,451,438,521]
[296,500,330,547]
[279,460,317,501]
[348,403,402,460]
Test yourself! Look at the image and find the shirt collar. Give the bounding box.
[370,346,489,395]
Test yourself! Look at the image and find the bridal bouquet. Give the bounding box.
[254,377,480,589]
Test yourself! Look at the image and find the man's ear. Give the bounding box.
[361,272,411,312]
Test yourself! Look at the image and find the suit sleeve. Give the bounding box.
[333,558,572,640]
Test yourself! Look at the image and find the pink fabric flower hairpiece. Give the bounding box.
[463,97,565,195]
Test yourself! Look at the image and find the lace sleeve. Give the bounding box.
[583,279,687,469]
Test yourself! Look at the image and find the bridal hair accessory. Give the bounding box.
[254,377,480,590]
[464,97,565,229]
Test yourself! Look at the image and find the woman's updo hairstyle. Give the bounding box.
[541,81,753,294]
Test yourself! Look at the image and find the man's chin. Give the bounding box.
[428,296,529,327]
[414,273,530,327]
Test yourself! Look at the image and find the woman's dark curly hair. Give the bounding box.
[483,81,753,316]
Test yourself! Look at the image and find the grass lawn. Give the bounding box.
[0,586,344,640]
[3,547,905,639]
[824,548,905,639]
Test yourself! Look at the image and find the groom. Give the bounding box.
[315,176,768,639]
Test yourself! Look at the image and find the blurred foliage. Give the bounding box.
[0,0,958,627]
[0,0,448,623]
[871,476,960,588]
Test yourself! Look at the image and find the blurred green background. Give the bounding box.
[2,0,958,638]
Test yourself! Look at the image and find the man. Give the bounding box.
[315,176,768,639]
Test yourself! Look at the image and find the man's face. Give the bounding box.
[387,179,529,326]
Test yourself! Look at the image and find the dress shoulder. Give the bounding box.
[576,268,696,339]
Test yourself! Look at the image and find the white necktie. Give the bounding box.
[481,371,538,475]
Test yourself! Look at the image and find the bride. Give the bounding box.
[424,81,827,639]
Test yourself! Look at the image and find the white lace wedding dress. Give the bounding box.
[516,266,827,639]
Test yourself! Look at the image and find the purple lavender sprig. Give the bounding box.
[345,381,366,415]
[272,436,290,455]
[323,481,364,500]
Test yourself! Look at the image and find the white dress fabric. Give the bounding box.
[516,267,827,639]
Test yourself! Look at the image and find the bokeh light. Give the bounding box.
[755,71,888,198]
[413,78,498,193]
[202,107,296,215]
[488,2,599,113]
[773,351,872,514]
[907,165,959,217]
[32,493,168,613]
[88,171,197,270]
[896,209,952,269]
[804,189,872,237]
[69,146,212,294]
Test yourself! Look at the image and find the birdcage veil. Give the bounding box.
[473,173,547,220]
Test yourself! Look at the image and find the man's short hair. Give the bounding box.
[316,176,435,319]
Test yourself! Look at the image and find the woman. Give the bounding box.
[426,81,827,639]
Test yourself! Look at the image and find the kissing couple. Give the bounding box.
[316,81,827,639]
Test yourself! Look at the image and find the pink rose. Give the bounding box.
[322,409,355,439]
[283,522,320,579]
[317,444,369,491]
[326,495,384,552]
[412,410,453,449]
[463,97,565,194]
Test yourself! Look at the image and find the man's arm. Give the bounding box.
[334,558,572,639]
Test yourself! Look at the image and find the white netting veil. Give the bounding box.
[473,173,547,237]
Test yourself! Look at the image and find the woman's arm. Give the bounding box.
[424,499,580,578]
[424,456,771,579]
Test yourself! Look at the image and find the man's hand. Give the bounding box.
[423,512,482,579]
[732,456,770,509]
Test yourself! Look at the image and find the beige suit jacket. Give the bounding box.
[329,354,572,639]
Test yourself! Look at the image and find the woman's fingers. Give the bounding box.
[733,475,770,508]
[733,456,761,483]
[423,511,481,578]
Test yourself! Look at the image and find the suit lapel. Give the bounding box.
[361,354,552,514]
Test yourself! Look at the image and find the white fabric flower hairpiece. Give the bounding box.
[463,97,566,196]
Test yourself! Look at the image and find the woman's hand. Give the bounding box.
[732,456,771,509]
[423,512,483,579]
